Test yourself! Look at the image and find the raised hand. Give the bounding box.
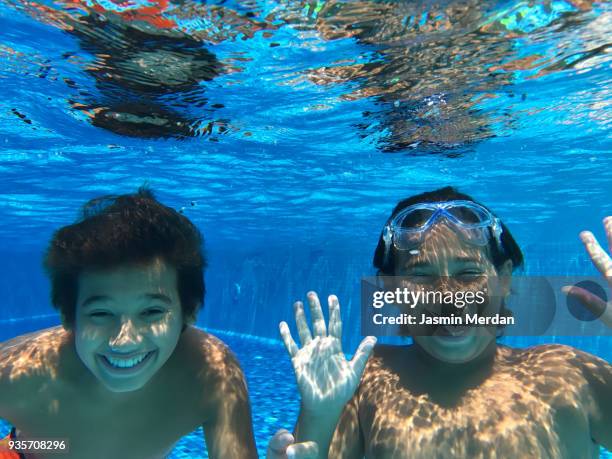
[279,292,376,415]
[562,216,612,327]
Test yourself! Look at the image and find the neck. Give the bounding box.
[409,340,497,403]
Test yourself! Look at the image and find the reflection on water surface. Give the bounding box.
[1,0,609,147]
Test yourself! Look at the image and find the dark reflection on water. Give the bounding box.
[2,0,608,147]
[71,7,257,138]
[311,1,508,151]
[6,0,273,138]
[278,0,603,152]
[67,13,224,137]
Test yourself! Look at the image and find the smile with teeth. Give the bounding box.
[435,324,474,339]
[103,351,153,369]
[444,325,469,335]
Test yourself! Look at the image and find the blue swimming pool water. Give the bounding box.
[0,0,610,456]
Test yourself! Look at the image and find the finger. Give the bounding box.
[605,216,612,257]
[350,336,377,378]
[562,285,607,317]
[294,301,312,346]
[286,441,319,459]
[268,429,295,454]
[328,295,342,340]
[580,231,612,277]
[280,322,299,358]
[307,291,327,338]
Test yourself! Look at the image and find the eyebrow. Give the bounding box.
[81,293,173,309]
[81,295,110,309]
[143,293,172,305]
[403,261,431,269]
[449,256,482,264]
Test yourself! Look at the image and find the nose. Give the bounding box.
[433,275,453,292]
[108,317,143,351]
[428,277,463,316]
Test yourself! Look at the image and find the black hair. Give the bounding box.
[44,187,206,327]
[372,187,523,337]
[373,186,523,274]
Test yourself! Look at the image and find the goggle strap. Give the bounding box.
[382,225,392,269]
[491,218,505,254]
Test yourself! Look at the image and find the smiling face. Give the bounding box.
[394,223,511,364]
[73,259,185,393]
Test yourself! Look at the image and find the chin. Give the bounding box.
[103,380,149,393]
[95,372,154,392]
[418,335,489,364]
[430,348,480,364]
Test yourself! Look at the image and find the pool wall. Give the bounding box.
[1,244,610,360]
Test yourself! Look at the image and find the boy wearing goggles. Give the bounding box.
[281,187,611,458]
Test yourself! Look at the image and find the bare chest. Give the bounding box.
[11,380,204,459]
[360,375,597,459]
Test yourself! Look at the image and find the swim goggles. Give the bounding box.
[382,200,504,263]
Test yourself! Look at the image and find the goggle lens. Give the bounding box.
[389,201,497,250]
[445,205,490,226]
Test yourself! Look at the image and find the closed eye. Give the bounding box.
[456,270,485,280]
[142,308,166,318]
[407,269,436,277]
[89,311,113,318]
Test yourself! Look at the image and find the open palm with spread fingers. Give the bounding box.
[279,292,376,414]
[563,216,612,327]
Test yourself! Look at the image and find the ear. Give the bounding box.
[497,260,513,297]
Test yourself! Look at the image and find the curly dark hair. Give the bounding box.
[44,187,206,327]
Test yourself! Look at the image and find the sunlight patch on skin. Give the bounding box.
[108,320,145,347]
[330,345,606,457]
[391,223,509,346]
[1,328,66,381]
[397,223,496,277]
[1,326,258,458]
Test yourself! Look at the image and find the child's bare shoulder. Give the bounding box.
[170,327,250,421]
[0,326,70,408]
[510,343,608,369]
[176,326,246,386]
[509,343,610,439]
[358,343,405,388]
[0,326,69,381]
[499,344,610,400]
